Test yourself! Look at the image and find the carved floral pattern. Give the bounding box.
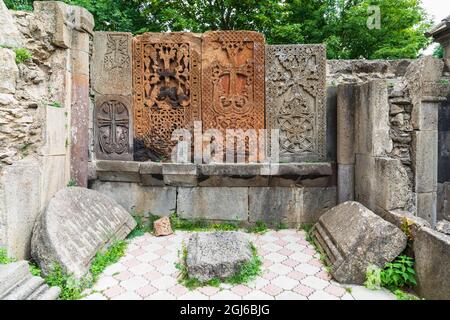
[133,33,201,158]
[266,45,326,161]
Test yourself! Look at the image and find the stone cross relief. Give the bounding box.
[266,45,326,161]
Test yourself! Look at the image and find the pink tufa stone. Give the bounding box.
[153,217,173,237]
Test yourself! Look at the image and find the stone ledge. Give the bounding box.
[94,161,334,186]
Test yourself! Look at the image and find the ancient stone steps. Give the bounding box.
[0,261,60,300]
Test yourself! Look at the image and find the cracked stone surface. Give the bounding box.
[82,230,397,300]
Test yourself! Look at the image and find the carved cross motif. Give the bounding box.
[97,100,130,155]
[104,34,130,71]
[266,45,326,161]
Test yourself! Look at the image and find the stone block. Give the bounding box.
[412,130,438,193]
[337,83,358,165]
[163,163,198,186]
[412,102,439,131]
[199,164,262,176]
[92,32,132,96]
[31,187,136,278]
[0,48,18,95]
[94,95,133,161]
[264,163,332,176]
[177,187,248,221]
[355,154,376,211]
[133,32,202,158]
[312,201,407,284]
[416,192,437,227]
[202,31,265,156]
[0,0,23,46]
[355,80,392,157]
[327,86,338,161]
[414,226,450,300]
[153,217,173,237]
[140,162,164,186]
[266,45,327,161]
[0,158,40,259]
[199,175,269,187]
[249,187,303,226]
[338,164,354,203]
[374,157,412,212]
[303,187,337,224]
[186,232,252,282]
[96,160,140,182]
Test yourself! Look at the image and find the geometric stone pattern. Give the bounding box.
[266,45,327,161]
[201,31,265,157]
[31,187,136,279]
[92,32,133,96]
[94,95,133,160]
[133,33,202,159]
[82,230,397,300]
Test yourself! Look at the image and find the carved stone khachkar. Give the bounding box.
[92,32,133,96]
[202,31,265,158]
[94,95,133,160]
[133,33,202,159]
[266,45,327,161]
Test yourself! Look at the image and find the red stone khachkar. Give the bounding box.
[201,31,266,159]
[133,33,202,159]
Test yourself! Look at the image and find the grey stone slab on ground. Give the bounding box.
[415,226,450,300]
[31,187,136,279]
[0,261,60,300]
[313,201,407,284]
[186,232,252,282]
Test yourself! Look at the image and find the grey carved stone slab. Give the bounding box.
[94,95,133,160]
[266,45,327,162]
[92,32,132,96]
[31,187,136,279]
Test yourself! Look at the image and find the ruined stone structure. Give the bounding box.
[0,0,449,300]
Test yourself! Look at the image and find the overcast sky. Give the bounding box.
[421,0,450,54]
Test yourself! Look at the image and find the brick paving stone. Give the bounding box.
[275,291,308,300]
[295,263,320,275]
[121,276,148,291]
[261,284,283,296]
[83,230,398,301]
[243,290,275,300]
[198,286,221,296]
[136,285,158,298]
[324,284,347,298]
[210,290,242,300]
[287,271,307,281]
[114,271,134,281]
[268,263,292,275]
[292,284,314,297]
[282,259,300,268]
[301,276,330,290]
[271,276,299,290]
[103,285,126,298]
[168,284,189,297]
[231,285,252,296]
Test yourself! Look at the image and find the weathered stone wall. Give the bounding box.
[0,0,94,259]
[336,57,447,227]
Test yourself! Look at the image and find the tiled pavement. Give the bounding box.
[82,230,396,300]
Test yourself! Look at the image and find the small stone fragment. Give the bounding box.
[153,216,173,237]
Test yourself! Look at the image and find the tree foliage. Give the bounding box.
[4,0,433,59]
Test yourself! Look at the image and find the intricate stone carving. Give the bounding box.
[94,95,133,160]
[202,31,265,158]
[92,32,132,96]
[266,45,327,161]
[133,33,202,159]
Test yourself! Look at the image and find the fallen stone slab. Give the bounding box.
[186,232,252,282]
[31,187,136,279]
[312,201,407,284]
[0,261,60,300]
